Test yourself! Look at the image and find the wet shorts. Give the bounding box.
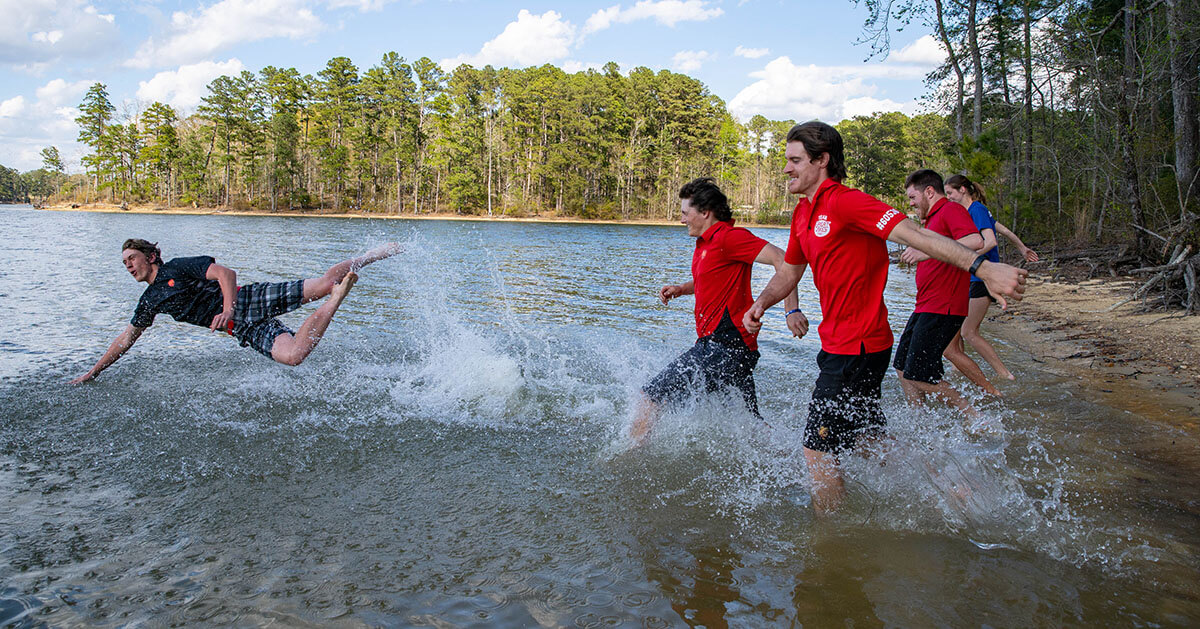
[893,312,966,385]
[229,280,305,358]
[642,335,761,417]
[804,347,891,454]
[969,281,996,302]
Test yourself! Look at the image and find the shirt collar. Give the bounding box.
[698,220,732,243]
[927,196,949,220]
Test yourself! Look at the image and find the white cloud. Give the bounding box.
[35,79,92,107]
[136,59,248,111]
[0,97,27,118]
[734,46,769,59]
[0,0,121,65]
[126,0,322,69]
[842,96,916,119]
[323,0,391,11]
[672,50,711,73]
[583,0,723,35]
[886,35,945,66]
[441,10,575,70]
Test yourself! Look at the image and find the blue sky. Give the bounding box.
[0,0,947,172]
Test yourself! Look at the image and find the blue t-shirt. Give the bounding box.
[130,256,224,329]
[966,201,998,281]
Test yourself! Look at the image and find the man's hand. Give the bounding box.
[69,371,95,385]
[659,284,684,306]
[210,308,233,332]
[743,303,766,334]
[900,247,929,264]
[1020,246,1039,263]
[976,261,1028,309]
[786,309,810,339]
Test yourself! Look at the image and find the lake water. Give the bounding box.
[1,205,1197,626]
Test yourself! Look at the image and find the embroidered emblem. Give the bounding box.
[814,215,831,238]
[818,426,829,438]
[167,279,175,287]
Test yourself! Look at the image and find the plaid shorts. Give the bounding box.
[229,280,306,358]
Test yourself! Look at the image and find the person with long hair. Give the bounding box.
[942,174,1038,384]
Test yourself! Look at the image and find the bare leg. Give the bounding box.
[896,369,926,406]
[301,242,402,303]
[270,272,358,366]
[901,374,980,422]
[629,395,659,446]
[804,447,845,514]
[943,331,1002,396]
[962,296,1014,380]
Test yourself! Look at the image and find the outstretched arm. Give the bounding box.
[206,262,238,331]
[994,221,1038,262]
[888,219,1027,308]
[754,243,807,338]
[743,260,807,335]
[71,325,145,384]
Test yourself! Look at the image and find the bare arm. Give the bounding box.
[70,325,145,383]
[743,261,807,335]
[205,262,238,331]
[754,243,807,338]
[978,227,997,254]
[900,231,983,264]
[659,279,695,305]
[888,219,1027,308]
[994,221,1038,262]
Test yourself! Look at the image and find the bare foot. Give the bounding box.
[331,271,358,302]
[1000,371,1015,381]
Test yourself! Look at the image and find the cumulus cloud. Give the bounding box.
[0,78,103,171]
[136,59,248,111]
[0,0,121,65]
[886,35,945,66]
[323,0,391,11]
[583,0,723,36]
[672,50,711,73]
[734,46,769,59]
[441,10,576,70]
[126,0,321,69]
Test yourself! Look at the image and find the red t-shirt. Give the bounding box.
[785,178,907,355]
[914,198,977,316]
[692,221,768,351]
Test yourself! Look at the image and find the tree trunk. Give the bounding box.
[1168,0,1198,217]
[968,0,984,139]
[935,0,966,142]
[1120,0,1146,255]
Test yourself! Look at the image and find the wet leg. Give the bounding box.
[943,331,1002,396]
[962,296,1014,380]
[270,272,358,366]
[804,447,845,514]
[301,242,402,303]
[629,396,660,446]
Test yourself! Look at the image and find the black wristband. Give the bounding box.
[968,254,987,276]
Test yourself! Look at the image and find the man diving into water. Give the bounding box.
[70,239,402,383]
[630,177,802,443]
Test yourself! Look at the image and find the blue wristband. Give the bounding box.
[785,308,802,317]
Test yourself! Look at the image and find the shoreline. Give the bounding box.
[988,275,1200,423]
[31,201,792,229]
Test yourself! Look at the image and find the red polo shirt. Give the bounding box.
[784,178,907,355]
[693,220,768,350]
[915,197,978,316]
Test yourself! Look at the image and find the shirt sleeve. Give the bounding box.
[945,204,982,240]
[172,256,216,280]
[784,207,808,266]
[967,201,995,232]
[130,294,156,328]
[841,189,906,239]
[721,226,768,264]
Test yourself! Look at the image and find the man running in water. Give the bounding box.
[70,239,402,383]
[742,121,1027,513]
[630,177,801,443]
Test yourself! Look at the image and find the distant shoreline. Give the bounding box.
[32,202,792,230]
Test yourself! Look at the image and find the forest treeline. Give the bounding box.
[7,1,1198,279]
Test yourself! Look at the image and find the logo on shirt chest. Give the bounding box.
[167,279,175,287]
[813,215,831,238]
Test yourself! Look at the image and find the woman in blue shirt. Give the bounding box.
[944,175,1038,384]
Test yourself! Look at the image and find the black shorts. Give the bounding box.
[804,347,891,454]
[969,281,996,302]
[230,280,306,358]
[893,312,966,384]
[643,336,761,417]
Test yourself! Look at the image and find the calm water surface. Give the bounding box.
[1,206,1197,626]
